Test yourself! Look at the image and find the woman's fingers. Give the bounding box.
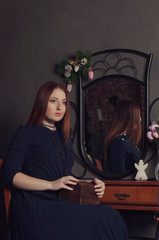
[96,191,105,198]
[63,176,79,184]
[94,182,105,190]
[93,178,105,198]
[64,180,78,186]
[94,183,105,190]
[95,189,105,198]
[62,176,79,190]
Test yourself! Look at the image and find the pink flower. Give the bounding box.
[147,131,154,141]
[147,122,159,143]
[149,123,159,132]
[152,131,159,138]
[88,70,94,80]
[67,82,72,92]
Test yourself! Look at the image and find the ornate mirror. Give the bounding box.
[78,49,153,179]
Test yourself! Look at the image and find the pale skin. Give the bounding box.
[13,88,105,198]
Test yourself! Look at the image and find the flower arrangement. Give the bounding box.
[57,50,94,92]
[147,121,159,143]
[147,121,159,181]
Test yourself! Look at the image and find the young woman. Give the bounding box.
[105,99,142,175]
[3,81,128,240]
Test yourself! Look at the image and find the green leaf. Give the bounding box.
[57,50,93,85]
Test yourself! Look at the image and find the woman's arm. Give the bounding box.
[13,173,105,198]
[13,172,79,191]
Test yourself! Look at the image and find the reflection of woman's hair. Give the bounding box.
[27,81,70,142]
[105,99,142,160]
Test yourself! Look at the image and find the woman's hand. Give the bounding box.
[13,173,79,192]
[50,176,79,191]
[94,178,105,198]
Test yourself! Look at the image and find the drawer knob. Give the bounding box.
[115,193,130,200]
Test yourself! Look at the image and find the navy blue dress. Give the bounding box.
[3,125,128,240]
[108,134,141,174]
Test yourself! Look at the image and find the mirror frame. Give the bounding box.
[78,49,153,179]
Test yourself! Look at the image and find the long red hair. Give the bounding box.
[27,81,70,142]
[105,99,142,160]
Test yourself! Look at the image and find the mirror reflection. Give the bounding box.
[80,49,153,178]
[83,80,145,175]
[105,99,141,175]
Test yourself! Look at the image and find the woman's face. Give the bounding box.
[44,88,66,124]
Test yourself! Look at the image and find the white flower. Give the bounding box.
[81,58,88,65]
[64,71,71,77]
[65,64,72,71]
[74,64,80,72]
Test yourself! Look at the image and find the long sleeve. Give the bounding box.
[108,135,141,174]
[3,126,31,185]
[108,137,127,174]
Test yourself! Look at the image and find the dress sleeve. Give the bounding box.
[108,137,126,174]
[3,126,31,185]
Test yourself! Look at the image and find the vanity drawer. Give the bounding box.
[101,185,159,206]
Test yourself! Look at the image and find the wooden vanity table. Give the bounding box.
[100,180,159,239]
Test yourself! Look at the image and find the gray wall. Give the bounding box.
[1,0,159,158]
[1,1,159,238]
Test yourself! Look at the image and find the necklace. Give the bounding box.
[121,131,127,136]
[47,130,68,160]
[42,123,56,130]
[42,127,69,175]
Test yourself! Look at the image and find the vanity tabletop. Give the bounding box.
[103,180,159,186]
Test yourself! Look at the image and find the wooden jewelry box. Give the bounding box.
[59,180,100,205]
